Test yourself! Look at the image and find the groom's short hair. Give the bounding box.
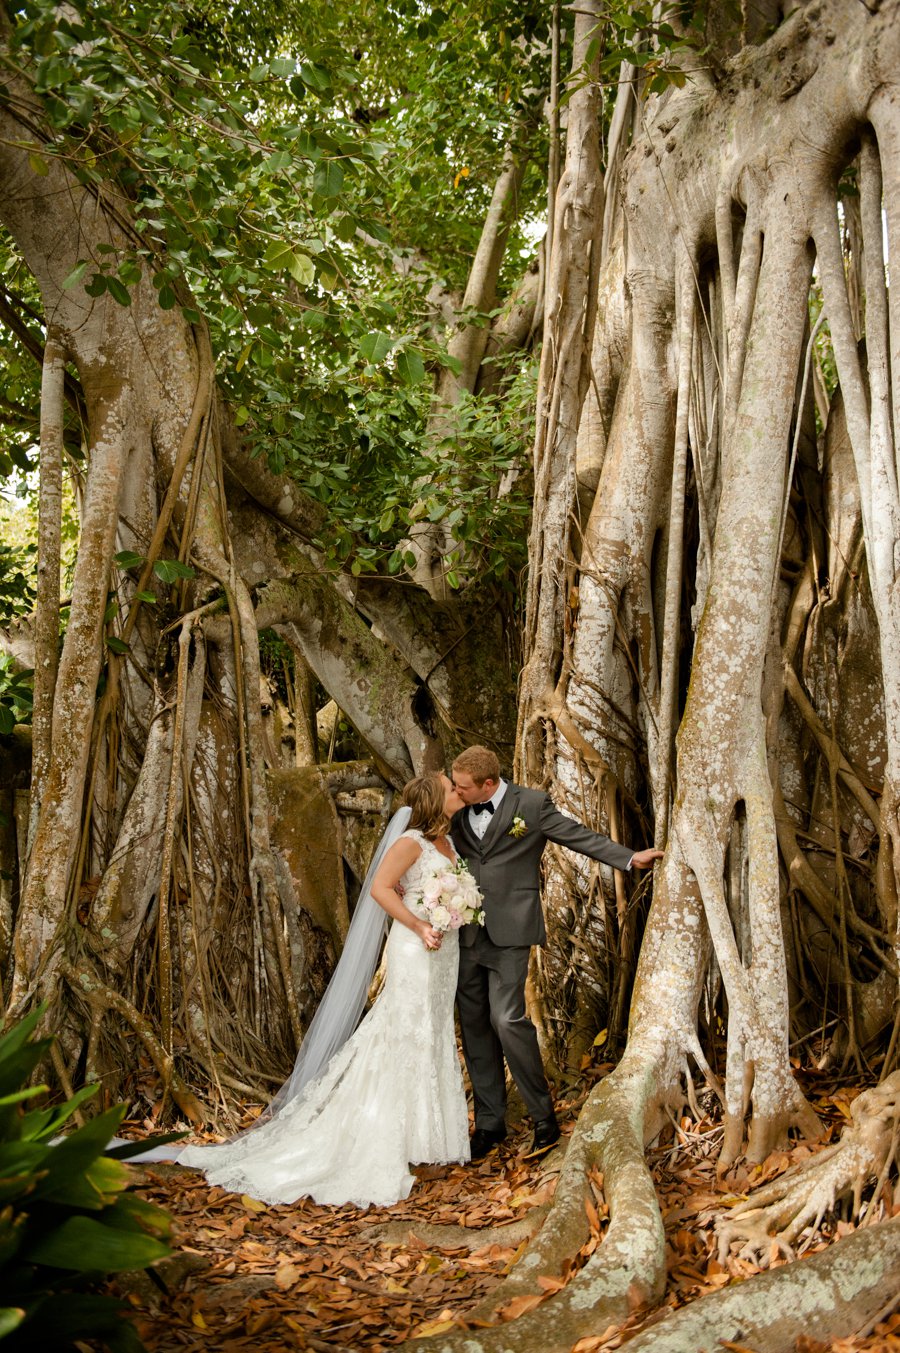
[452,746,500,785]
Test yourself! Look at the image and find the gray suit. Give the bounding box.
[451,783,634,1130]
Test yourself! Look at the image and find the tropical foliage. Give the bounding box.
[0,1007,173,1350]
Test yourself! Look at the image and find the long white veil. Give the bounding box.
[261,802,412,1118]
[110,804,412,1162]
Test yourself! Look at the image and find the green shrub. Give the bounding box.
[0,1005,175,1350]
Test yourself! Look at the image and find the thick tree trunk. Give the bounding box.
[438,3,900,1349]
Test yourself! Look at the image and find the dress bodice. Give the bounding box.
[398,830,457,919]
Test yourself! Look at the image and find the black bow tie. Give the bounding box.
[471,801,494,815]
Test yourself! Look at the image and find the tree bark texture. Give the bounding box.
[439,2,900,1349]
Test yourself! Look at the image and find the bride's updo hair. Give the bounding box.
[402,773,450,841]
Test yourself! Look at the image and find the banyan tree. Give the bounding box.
[3,0,900,1345]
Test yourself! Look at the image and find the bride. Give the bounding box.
[175,772,475,1208]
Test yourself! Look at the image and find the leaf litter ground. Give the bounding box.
[113,1067,900,1352]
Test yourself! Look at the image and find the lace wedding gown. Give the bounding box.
[178,831,470,1208]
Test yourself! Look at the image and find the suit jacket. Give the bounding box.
[450,782,634,948]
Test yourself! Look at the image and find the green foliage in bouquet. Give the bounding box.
[0,1006,174,1350]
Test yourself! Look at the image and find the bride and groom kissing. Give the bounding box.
[173,746,662,1208]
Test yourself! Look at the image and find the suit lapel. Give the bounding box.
[479,782,518,851]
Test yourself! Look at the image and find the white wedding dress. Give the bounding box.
[178,830,470,1208]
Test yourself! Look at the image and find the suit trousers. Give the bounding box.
[456,930,553,1130]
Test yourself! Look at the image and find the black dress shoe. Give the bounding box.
[469,1126,507,1161]
[525,1116,561,1159]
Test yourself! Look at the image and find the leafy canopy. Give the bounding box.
[0,0,556,583]
[1,1,692,586]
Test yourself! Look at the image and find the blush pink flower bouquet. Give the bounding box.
[420,858,484,932]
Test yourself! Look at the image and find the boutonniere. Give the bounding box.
[509,816,528,839]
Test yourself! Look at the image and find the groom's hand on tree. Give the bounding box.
[630,848,664,870]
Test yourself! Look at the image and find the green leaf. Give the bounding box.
[31,1103,127,1195]
[333,213,355,242]
[313,160,344,198]
[269,56,295,77]
[105,1131,186,1162]
[135,590,157,604]
[84,273,107,298]
[62,260,88,290]
[264,239,292,270]
[105,277,132,307]
[37,1152,130,1211]
[286,251,315,287]
[114,551,145,570]
[24,1215,170,1272]
[0,706,14,736]
[299,61,332,93]
[11,1292,146,1349]
[28,151,50,176]
[396,348,426,385]
[359,332,393,364]
[105,636,130,655]
[264,149,292,172]
[21,1082,98,1141]
[0,1086,45,1108]
[0,1005,46,1071]
[153,558,195,583]
[437,350,463,375]
[359,219,391,244]
[0,1309,24,1338]
[106,1191,172,1242]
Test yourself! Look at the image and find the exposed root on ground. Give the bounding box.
[626,1216,900,1352]
[716,1071,900,1263]
[401,1059,666,1353]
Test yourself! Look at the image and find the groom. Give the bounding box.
[450,746,662,1159]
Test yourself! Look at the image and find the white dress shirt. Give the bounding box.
[468,779,507,840]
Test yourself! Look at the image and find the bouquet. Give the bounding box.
[420,858,484,932]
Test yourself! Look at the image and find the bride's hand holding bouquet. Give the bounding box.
[420,858,484,939]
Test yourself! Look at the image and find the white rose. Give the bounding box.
[430,905,451,930]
